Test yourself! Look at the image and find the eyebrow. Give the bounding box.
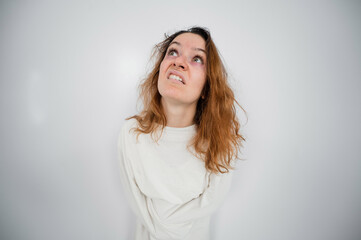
[169,41,207,55]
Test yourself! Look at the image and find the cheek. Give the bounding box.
[159,61,167,79]
[196,69,207,88]
[160,58,171,71]
[159,61,165,75]
[158,62,167,91]
[198,74,207,95]
[198,79,206,94]
[189,75,206,98]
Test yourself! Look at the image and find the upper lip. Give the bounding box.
[167,70,186,84]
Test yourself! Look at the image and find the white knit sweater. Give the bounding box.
[118,118,233,240]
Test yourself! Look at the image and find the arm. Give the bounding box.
[162,170,233,224]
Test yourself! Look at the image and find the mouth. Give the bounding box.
[167,71,185,85]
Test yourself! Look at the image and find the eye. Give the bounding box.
[167,48,178,57]
[193,56,204,64]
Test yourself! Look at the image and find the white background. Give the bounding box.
[0,0,360,239]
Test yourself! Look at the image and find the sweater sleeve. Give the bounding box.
[117,124,233,239]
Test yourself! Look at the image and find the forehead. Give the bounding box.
[171,33,206,49]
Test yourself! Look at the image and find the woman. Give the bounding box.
[118,27,245,240]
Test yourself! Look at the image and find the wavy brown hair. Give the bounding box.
[128,27,246,174]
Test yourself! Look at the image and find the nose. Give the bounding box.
[173,55,188,70]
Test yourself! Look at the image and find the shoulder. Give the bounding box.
[118,118,139,148]
[120,118,138,135]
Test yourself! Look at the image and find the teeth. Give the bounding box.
[169,74,184,83]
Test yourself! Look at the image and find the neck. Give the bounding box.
[161,97,197,128]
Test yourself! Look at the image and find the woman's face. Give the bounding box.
[158,33,207,106]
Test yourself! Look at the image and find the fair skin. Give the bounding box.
[157,33,207,128]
